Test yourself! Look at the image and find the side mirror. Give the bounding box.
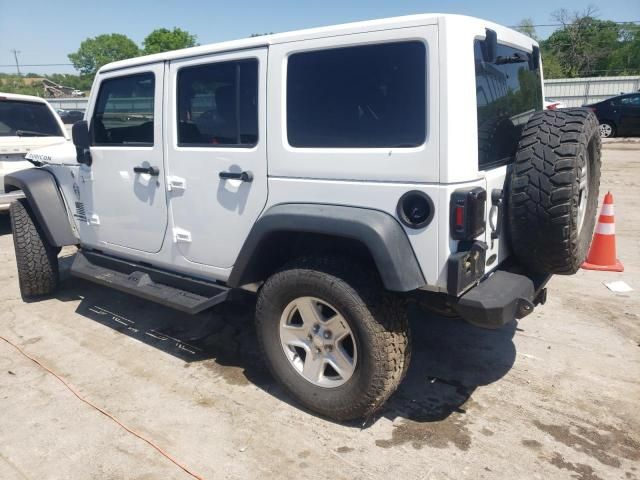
[72,120,92,166]
[483,28,497,63]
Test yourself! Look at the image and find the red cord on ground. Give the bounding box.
[0,335,205,480]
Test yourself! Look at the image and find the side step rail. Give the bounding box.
[70,250,231,314]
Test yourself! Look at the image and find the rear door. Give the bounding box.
[80,63,168,253]
[166,48,268,268]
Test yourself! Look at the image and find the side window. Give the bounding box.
[286,41,426,148]
[177,59,258,147]
[91,73,155,146]
[474,40,543,169]
[619,95,640,106]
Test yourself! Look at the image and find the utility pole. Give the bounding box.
[10,49,21,76]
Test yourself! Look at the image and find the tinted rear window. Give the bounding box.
[177,59,258,147]
[0,100,63,137]
[475,41,542,169]
[287,41,426,148]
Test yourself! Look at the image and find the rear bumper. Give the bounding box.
[452,266,550,329]
[0,190,25,211]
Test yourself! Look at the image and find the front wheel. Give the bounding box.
[9,199,59,298]
[255,257,410,421]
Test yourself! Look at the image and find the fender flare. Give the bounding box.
[228,204,426,292]
[4,168,77,247]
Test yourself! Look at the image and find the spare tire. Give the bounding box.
[508,109,601,274]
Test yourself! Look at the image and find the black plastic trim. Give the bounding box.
[4,168,77,247]
[447,241,487,296]
[228,204,426,292]
[453,267,551,329]
[71,250,231,314]
[396,190,435,229]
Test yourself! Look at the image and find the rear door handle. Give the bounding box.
[133,166,159,176]
[219,170,253,182]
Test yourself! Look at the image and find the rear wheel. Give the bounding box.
[599,121,615,138]
[9,199,59,298]
[256,257,410,421]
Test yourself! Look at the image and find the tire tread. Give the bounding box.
[508,108,601,274]
[9,199,59,298]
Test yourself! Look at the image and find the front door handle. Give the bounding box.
[219,170,253,182]
[133,165,159,176]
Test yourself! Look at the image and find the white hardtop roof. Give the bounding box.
[0,92,49,104]
[101,13,533,73]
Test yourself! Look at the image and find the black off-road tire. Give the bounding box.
[256,257,410,421]
[508,109,601,274]
[9,199,59,298]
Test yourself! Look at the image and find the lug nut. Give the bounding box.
[325,345,333,352]
[323,331,332,339]
[313,324,320,333]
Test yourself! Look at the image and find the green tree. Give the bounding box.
[541,52,565,78]
[515,18,538,40]
[606,23,640,75]
[68,33,140,75]
[540,7,628,77]
[142,28,197,55]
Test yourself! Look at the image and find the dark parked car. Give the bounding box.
[59,110,85,124]
[585,92,640,138]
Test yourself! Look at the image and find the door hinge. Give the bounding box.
[167,176,187,192]
[173,227,192,243]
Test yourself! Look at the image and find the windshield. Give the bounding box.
[0,100,64,137]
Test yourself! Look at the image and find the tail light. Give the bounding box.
[546,103,559,110]
[450,187,487,240]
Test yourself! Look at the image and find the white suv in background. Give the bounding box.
[0,93,69,210]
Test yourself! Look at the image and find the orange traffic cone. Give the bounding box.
[582,192,624,272]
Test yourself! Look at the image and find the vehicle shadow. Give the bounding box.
[0,214,12,236]
[54,254,517,428]
[378,304,517,425]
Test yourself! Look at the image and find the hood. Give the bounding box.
[25,141,78,166]
[0,136,68,156]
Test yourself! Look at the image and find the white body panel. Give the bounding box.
[79,63,168,253]
[166,48,269,268]
[30,13,542,292]
[267,25,439,183]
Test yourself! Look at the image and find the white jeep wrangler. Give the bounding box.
[6,14,601,421]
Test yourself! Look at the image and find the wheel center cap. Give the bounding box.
[312,335,324,349]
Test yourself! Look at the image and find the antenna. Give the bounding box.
[10,49,21,76]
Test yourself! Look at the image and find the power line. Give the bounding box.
[0,63,73,67]
[510,20,640,28]
[2,20,639,71]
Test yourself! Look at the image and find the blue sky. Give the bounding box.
[1,0,639,75]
